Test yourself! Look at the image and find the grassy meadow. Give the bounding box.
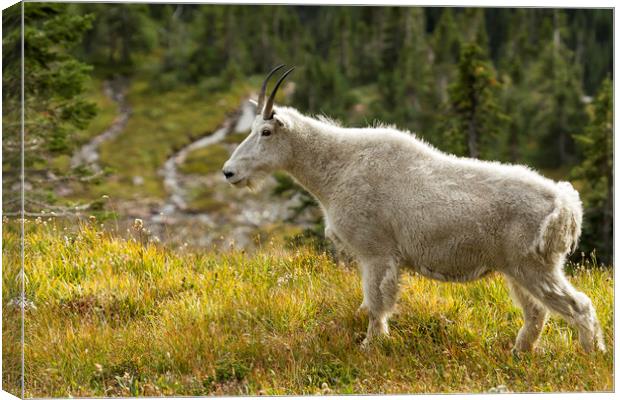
[2,218,613,396]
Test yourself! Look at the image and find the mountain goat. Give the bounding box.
[222,65,606,353]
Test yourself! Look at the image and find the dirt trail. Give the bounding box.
[71,78,131,172]
[157,100,255,214]
[149,99,314,249]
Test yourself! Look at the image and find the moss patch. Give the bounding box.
[179,144,230,176]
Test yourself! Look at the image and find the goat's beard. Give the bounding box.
[245,171,269,192]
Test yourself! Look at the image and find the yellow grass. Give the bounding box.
[2,218,613,396]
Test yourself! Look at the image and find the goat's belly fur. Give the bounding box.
[409,262,492,282]
[402,237,496,282]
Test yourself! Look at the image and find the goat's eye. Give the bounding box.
[261,129,271,137]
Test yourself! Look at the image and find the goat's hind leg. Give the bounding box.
[359,256,400,347]
[506,277,548,353]
[509,266,605,353]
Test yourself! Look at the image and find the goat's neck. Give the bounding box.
[283,120,346,205]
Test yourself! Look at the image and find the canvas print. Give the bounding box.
[2,3,613,397]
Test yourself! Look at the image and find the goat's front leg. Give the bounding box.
[326,225,365,313]
[359,257,400,348]
[325,225,351,265]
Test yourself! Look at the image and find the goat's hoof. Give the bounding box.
[594,336,607,353]
[581,341,606,354]
[511,344,544,357]
[360,337,373,351]
[510,346,531,357]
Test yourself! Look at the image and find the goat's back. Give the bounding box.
[329,129,582,274]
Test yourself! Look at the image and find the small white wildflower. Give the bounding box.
[132,218,144,231]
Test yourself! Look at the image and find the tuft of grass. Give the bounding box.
[2,218,613,397]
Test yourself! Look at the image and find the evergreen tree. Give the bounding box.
[323,7,357,80]
[497,9,539,162]
[157,5,199,88]
[458,8,489,52]
[293,58,353,120]
[571,78,613,265]
[523,10,586,168]
[374,8,433,134]
[444,43,507,159]
[78,3,157,73]
[566,9,613,94]
[2,3,96,211]
[430,8,460,103]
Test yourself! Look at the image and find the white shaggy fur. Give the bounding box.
[223,105,606,353]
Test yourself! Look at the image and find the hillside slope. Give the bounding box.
[2,219,613,396]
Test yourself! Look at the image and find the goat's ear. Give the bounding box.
[248,99,258,113]
[273,112,289,128]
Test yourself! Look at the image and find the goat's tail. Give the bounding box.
[534,181,583,262]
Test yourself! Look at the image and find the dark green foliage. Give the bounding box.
[293,59,355,121]
[76,3,156,73]
[2,3,96,210]
[571,78,613,265]
[371,8,435,135]
[444,43,508,159]
[522,10,587,168]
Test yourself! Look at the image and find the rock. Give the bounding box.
[234,100,256,133]
[488,385,511,393]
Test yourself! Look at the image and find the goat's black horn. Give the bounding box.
[256,64,285,115]
[263,66,295,120]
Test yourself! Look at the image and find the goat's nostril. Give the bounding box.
[223,170,235,179]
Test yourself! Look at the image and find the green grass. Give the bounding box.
[178,144,231,176]
[75,78,119,145]
[2,219,613,397]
